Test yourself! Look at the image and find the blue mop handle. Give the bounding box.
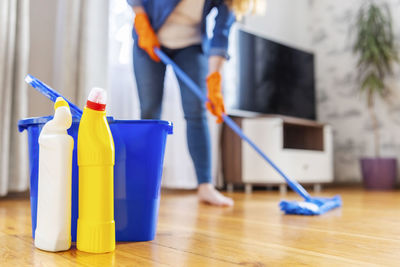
[25,74,83,118]
[155,48,312,201]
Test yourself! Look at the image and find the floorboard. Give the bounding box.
[0,188,399,266]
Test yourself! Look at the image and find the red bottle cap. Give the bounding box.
[86,100,106,111]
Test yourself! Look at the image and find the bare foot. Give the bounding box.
[198,183,234,207]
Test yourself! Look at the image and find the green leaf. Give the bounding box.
[352,1,399,102]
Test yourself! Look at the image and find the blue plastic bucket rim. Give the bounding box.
[18,116,83,132]
[113,119,173,134]
[18,116,173,135]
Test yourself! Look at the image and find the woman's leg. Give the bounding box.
[133,43,166,119]
[172,45,211,185]
[172,45,233,206]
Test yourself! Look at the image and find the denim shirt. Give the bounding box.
[127,0,235,59]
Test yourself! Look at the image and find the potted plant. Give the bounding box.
[353,1,399,190]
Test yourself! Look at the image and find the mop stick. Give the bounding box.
[155,48,341,215]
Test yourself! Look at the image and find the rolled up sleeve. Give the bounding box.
[209,3,235,59]
[127,0,142,7]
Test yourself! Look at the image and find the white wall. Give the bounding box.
[312,0,400,182]
[238,0,400,182]
[240,0,314,53]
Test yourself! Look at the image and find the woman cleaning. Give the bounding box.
[127,0,255,206]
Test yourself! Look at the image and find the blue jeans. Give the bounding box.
[133,44,211,185]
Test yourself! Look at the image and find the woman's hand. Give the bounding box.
[206,72,225,124]
[206,56,226,123]
[134,11,160,62]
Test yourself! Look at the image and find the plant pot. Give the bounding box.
[360,158,397,190]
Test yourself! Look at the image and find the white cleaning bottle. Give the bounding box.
[35,97,74,252]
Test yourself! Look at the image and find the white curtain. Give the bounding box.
[0,0,30,196]
[108,0,222,188]
[53,0,109,107]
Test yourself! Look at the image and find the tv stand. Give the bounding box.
[222,110,333,194]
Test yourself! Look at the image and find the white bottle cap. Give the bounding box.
[87,87,107,111]
[88,87,107,104]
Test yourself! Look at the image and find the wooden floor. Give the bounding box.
[1,188,400,266]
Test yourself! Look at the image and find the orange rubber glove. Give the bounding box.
[134,13,160,62]
[206,72,226,124]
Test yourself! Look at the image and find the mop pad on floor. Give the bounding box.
[279,196,342,215]
[154,48,342,216]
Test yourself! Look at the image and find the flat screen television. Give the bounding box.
[236,30,316,120]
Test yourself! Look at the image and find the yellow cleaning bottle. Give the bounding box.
[76,87,115,253]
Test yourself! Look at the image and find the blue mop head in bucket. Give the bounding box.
[154,48,342,216]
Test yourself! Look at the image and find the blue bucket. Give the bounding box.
[18,116,173,242]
